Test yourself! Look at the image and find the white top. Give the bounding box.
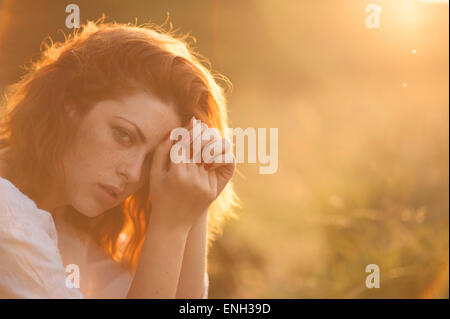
[0,177,209,299]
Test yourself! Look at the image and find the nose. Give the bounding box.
[117,155,145,184]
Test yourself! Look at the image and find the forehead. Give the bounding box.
[92,91,182,147]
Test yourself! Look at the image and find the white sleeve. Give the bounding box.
[0,198,84,299]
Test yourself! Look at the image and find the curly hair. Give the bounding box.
[0,19,239,271]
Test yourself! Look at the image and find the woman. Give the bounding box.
[0,21,238,298]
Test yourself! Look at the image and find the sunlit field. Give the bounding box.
[0,0,448,298]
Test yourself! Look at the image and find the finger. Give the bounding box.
[192,123,212,163]
[171,139,191,165]
[170,123,194,164]
[183,122,206,159]
[201,137,232,164]
[151,132,174,176]
[185,116,195,129]
[192,126,221,164]
[175,116,195,145]
[204,152,235,171]
[200,126,221,145]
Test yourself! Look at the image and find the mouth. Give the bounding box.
[97,183,121,204]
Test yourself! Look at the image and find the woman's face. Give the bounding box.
[62,91,182,217]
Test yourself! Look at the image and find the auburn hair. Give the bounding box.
[0,20,239,271]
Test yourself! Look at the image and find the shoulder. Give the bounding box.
[0,178,82,298]
[0,177,56,239]
[0,176,35,211]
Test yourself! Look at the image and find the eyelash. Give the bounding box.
[113,127,133,145]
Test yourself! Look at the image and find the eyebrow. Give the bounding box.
[114,116,147,143]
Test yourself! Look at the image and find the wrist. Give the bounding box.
[150,209,192,235]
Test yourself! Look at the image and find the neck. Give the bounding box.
[35,178,69,213]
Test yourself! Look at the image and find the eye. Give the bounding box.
[113,127,133,145]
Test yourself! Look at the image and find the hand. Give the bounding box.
[148,117,235,232]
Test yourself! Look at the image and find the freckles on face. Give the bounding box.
[64,91,182,217]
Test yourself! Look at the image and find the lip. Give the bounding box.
[100,183,123,197]
[96,183,120,206]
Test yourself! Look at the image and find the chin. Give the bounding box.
[80,209,104,218]
[68,184,112,218]
[72,199,106,218]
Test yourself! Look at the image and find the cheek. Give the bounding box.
[68,124,118,175]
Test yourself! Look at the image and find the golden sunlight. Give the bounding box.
[419,0,449,3]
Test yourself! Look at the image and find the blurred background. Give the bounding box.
[0,0,448,298]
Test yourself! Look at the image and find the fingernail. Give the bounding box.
[185,116,195,127]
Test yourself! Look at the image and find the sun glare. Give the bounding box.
[419,0,449,3]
